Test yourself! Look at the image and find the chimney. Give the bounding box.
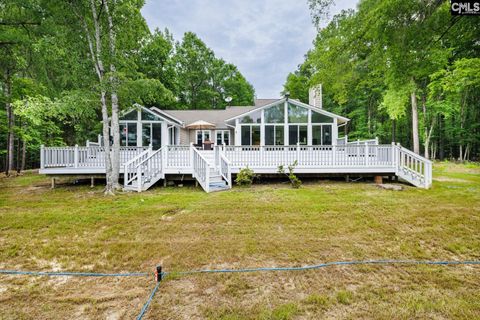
[309,84,322,109]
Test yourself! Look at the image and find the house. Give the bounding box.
[39,86,432,192]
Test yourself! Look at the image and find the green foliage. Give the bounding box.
[235,167,256,186]
[278,160,302,188]
[173,32,254,109]
[285,0,480,159]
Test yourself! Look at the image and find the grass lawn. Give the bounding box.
[1,162,479,319]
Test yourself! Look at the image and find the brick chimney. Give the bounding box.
[308,84,322,109]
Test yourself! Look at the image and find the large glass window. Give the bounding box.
[127,123,137,146]
[120,124,127,146]
[122,110,138,121]
[240,110,261,124]
[152,123,162,149]
[288,103,308,123]
[312,124,332,145]
[141,109,161,121]
[312,111,333,123]
[322,125,332,145]
[241,125,260,145]
[265,125,284,145]
[142,123,151,146]
[289,125,307,145]
[312,126,322,145]
[264,104,284,123]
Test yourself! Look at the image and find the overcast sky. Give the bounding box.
[142,0,359,99]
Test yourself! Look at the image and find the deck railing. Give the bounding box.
[135,148,164,191]
[192,147,210,192]
[41,142,432,189]
[124,148,151,188]
[395,144,432,188]
[41,145,146,169]
[223,144,393,168]
[166,145,190,168]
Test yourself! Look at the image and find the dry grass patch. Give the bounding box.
[0,162,479,319]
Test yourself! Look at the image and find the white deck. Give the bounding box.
[39,144,432,192]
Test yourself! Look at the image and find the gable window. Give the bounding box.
[264,104,284,123]
[241,125,260,145]
[311,111,333,123]
[122,110,138,121]
[216,130,230,145]
[141,109,161,121]
[288,103,308,123]
[240,110,261,124]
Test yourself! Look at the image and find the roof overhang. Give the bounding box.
[149,106,185,127]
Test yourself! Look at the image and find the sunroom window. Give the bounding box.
[289,125,308,145]
[264,104,284,123]
[240,110,261,124]
[265,125,284,145]
[121,109,138,121]
[241,125,260,145]
[288,103,308,123]
[311,111,333,123]
[141,109,161,121]
[312,125,332,145]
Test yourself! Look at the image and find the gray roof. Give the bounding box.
[155,99,277,129]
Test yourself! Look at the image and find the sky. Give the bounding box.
[141,0,359,99]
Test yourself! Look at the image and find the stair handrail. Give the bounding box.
[124,147,152,188]
[395,143,432,188]
[133,147,165,192]
[192,147,210,192]
[220,153,232,188]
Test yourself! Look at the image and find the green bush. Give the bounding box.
[235,167,256,186]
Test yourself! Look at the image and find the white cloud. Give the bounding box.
[141,0,358,98]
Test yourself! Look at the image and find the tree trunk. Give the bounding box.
[104,0,121,190]
[21,138,26,172]
[5,69,14,175]
[410,89,420,154]
[392,119,396,143]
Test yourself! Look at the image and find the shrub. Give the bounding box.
[235,167,256,186]
[278,160,302,188]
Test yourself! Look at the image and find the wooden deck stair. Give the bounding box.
[198,150,230,192]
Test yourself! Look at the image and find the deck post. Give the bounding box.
[205,163,210,193]
[190,143,194,177]
[137,165,142,192]
[296,142,300,164]
[391,142,396,170]
[365,143,369,167]
[40,145,45,169]
[332,144,336,167]
[51,177,55,189]
[74,144,79,168]
[90,177,95,188]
